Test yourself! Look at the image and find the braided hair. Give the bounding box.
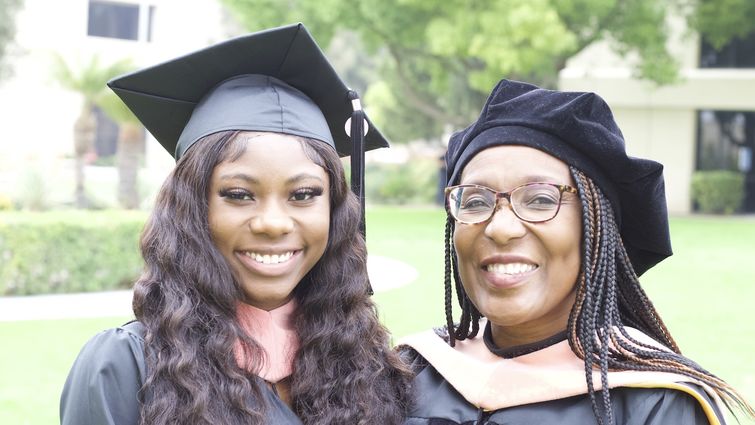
[443,167,754,424]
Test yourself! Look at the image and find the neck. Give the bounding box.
[490,322,567,349]
[489,292,574,349]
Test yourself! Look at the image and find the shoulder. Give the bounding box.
[477,386,718,425]
[608,384,721,425]
[60,321,147,425]
[72,321,146,371]
[403,383,719,425]
[396,326,450,374]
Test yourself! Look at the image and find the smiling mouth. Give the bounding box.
[484,263,538,275]
[243,250,297,265]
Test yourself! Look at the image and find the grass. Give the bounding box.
[0,317,132,425]
[0,207,753,424]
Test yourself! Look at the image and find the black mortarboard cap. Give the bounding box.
[446,79,672,276]
[107,23,380,290]
[107,23,387,160]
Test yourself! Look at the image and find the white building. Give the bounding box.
[559,16,755,214]
[0,0,234,207]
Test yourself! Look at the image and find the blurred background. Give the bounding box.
[0,0,753,423]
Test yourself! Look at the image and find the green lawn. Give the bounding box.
[1,207,753,424]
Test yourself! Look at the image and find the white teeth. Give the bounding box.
[245,251,294,265]
[485,263,537,275]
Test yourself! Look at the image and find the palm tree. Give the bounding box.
[52,54,132,208]
[98,91,143,209]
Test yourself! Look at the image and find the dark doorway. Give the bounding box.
[696,111,755,212]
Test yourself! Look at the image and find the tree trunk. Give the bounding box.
[117,123,142,209]
[73,107,96,208]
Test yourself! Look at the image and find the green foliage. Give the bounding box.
[604,0,678,84]
[0,193,13,211]
[0,210,146,295]
[0,0,22,80]
[685,0,755,49]
[17,168,47,211]
[51,54,133,108]
[365,157,441,205]
[220,0,751,143]
[98,90,139,124]
[690,170,744,214]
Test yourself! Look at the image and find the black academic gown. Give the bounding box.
[400,325,725,425]
[60,321,303,425]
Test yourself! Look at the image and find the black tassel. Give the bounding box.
[348,91,366,236]
[347,90,371,295]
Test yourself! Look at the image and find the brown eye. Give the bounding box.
[220,189,253,201]
[290,187,323,202]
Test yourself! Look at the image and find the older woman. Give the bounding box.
[60,24,410,425]
[401,79,753,424]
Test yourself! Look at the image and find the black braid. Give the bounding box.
[571,168,604,424]
[444,212,485,343]
[567,167,754,422]
[443,216,456,347]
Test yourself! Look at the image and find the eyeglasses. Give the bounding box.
[445,182,578,224]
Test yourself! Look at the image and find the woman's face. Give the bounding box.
[207,133,330,310]
[453,145,582,341]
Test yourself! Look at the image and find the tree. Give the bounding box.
[221,0,755,143]
[51,55,133,208]
[0,0,22,80]
[98,91,144,209]
[684,0,755,49]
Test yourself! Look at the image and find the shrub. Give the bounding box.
[0,210,146,295]
[0,193,13,211]
[365,158,441,205]
[690,170,744,214]
[18,169,48,211]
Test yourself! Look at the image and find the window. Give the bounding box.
[87,1,154,42]
[699,32,755,68]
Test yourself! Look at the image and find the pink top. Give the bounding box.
[235,298,300,383]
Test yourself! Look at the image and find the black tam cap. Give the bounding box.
[446,79,672,276]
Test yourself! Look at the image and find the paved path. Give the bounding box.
[0,255,417,321]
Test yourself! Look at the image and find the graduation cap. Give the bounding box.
[446,79,672,276]
[107,22,382,243]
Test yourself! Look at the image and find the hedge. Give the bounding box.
[364,158,441,205]
[0,210,147,295]
[690,170,744,214]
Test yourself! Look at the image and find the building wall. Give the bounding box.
[558,19,755,214]
[0,0,233,206]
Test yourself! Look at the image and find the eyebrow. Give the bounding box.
[218,173,259,184]
[218,172,324,185]
[286,173,325,185]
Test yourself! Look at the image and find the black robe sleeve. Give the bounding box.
[60,322,146,425]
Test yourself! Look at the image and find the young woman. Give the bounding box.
[60,24,410,425]
[400,79,754,424]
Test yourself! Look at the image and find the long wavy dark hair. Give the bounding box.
[133,130,411,424]
[443,168,754,424]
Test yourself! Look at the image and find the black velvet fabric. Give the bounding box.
[445,79,672,276]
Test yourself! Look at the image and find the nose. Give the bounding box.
[483,198,526,244]
[249,202,294,237]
